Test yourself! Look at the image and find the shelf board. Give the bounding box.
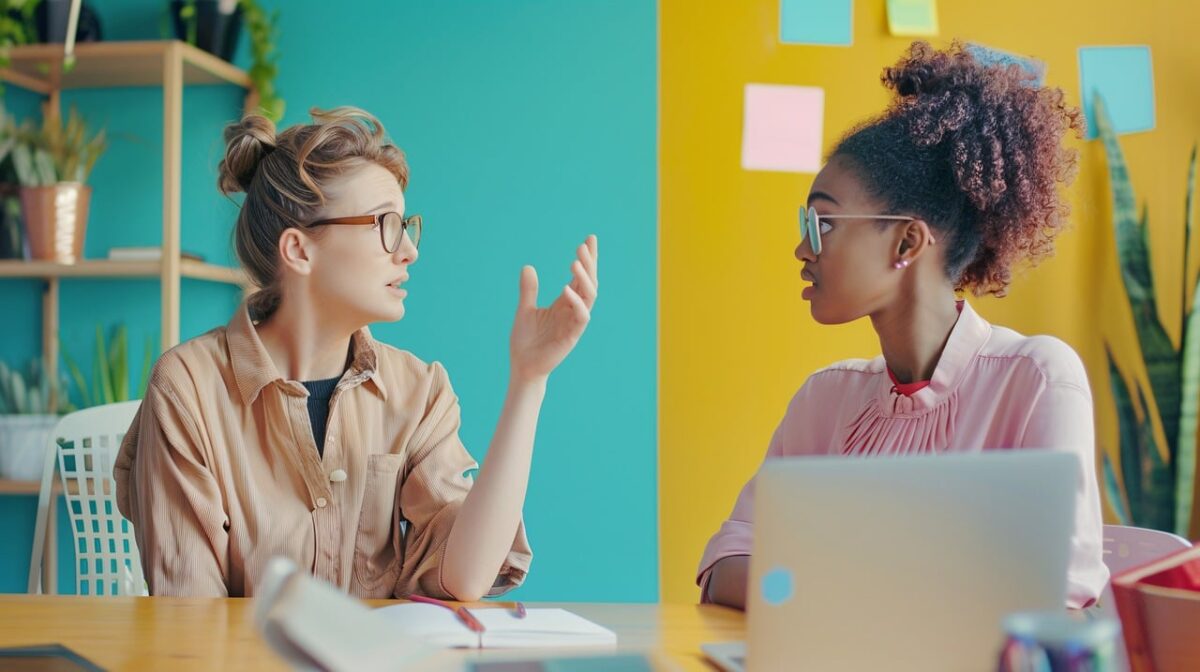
[0,478,89,496]
[0,258,247,286]
[0,40,252,94]
[0,479,54,495]
[179,258,247,285]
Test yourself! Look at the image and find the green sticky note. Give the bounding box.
[887,0,938,36]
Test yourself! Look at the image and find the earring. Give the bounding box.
[893,260,910,269]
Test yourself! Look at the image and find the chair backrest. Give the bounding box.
[1103,524,1192,576]
[1095,524,1193,620]
[29,401,145,596]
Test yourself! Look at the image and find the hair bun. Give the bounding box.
[889,62,939,97]
[218,113,277,194]
[882,41,969,101]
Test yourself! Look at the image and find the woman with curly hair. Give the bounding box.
[698,41,1106,609]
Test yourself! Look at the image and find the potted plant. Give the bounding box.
[0,110,23,258]
[172,0,283,121]
[0,1,102,86]
[34,0,102,45]
[5,106,105,263]
[172,0,239,60]
[0,191,20,258]
[0,1,38,71]
[1097,92,1200,539]
[62,323,154,408]
[0,358,72,480]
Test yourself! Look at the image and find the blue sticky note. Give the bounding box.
[966,43,1046,87]
[781,0,853,46]
[760,567,795,605]
[1078,46,1155,139]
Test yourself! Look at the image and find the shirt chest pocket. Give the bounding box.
[351,453,406,596]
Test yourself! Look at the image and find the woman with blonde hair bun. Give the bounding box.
[115,106,598,600]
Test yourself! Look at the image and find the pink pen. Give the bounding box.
[487,600,527,619]
[405,594,486,646]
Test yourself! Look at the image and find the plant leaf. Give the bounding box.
[1109,347,1145,526]
[111,325,128,402]
[1187,144,1197,248]
[28,377,42,414]
[139,335,155,399]
[1096,92,1181,485]
[1179,144,1200,537]
[1137,383,1176,531]
[1183,144,1196,324]
[12,142,37,186]
[62,346,91,408]
[11,373,26,414]
[1096,94,1155,303]
[96,324,113,405]
[0,361,11,413]
[1177,277,1200,536]
[1103,451,1131,526]
[33,148,56,184]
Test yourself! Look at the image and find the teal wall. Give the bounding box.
[0,0,658,602]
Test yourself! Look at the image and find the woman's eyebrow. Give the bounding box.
[806,191,840,207]
[365,201,396,213]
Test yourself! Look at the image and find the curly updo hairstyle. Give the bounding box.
[831,41,1084,297]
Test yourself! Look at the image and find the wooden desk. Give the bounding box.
[0,596,745,671]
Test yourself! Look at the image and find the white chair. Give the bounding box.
[1097,524,1192,617]
[27,400,146,596]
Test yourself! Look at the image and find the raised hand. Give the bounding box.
[509,235,599,382]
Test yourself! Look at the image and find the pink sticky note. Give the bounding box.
[741,84,825,173]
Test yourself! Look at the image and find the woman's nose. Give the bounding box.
[795,238,815,262]
[394,231,418,264]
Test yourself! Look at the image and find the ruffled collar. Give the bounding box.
[875,300,991,416]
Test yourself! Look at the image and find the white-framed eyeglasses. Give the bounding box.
[799,206,915,255]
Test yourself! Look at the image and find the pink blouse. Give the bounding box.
[697,301,1109,609]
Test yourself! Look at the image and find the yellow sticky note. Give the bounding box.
[887,0,939,36]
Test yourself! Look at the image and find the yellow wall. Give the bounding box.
[660,0,1200,602]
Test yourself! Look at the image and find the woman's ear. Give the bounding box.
[895,219,936,265]
[278,227,316,276]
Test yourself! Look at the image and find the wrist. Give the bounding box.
[509,369,550,390]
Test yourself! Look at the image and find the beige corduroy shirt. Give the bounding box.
[114,303,531,598]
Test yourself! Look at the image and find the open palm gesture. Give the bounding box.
[510,235,599,381]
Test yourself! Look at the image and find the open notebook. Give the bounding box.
[255,557,617,671]
[375,603,618,649]
[255,558,438,670]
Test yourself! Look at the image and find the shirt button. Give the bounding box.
[329,469,347,483]
[316,497,328,508]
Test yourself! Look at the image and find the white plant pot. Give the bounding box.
[0,414,59,481]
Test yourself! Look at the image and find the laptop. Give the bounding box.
[703,450,1079,672]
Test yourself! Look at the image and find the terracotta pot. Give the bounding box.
[20,183,92,263]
